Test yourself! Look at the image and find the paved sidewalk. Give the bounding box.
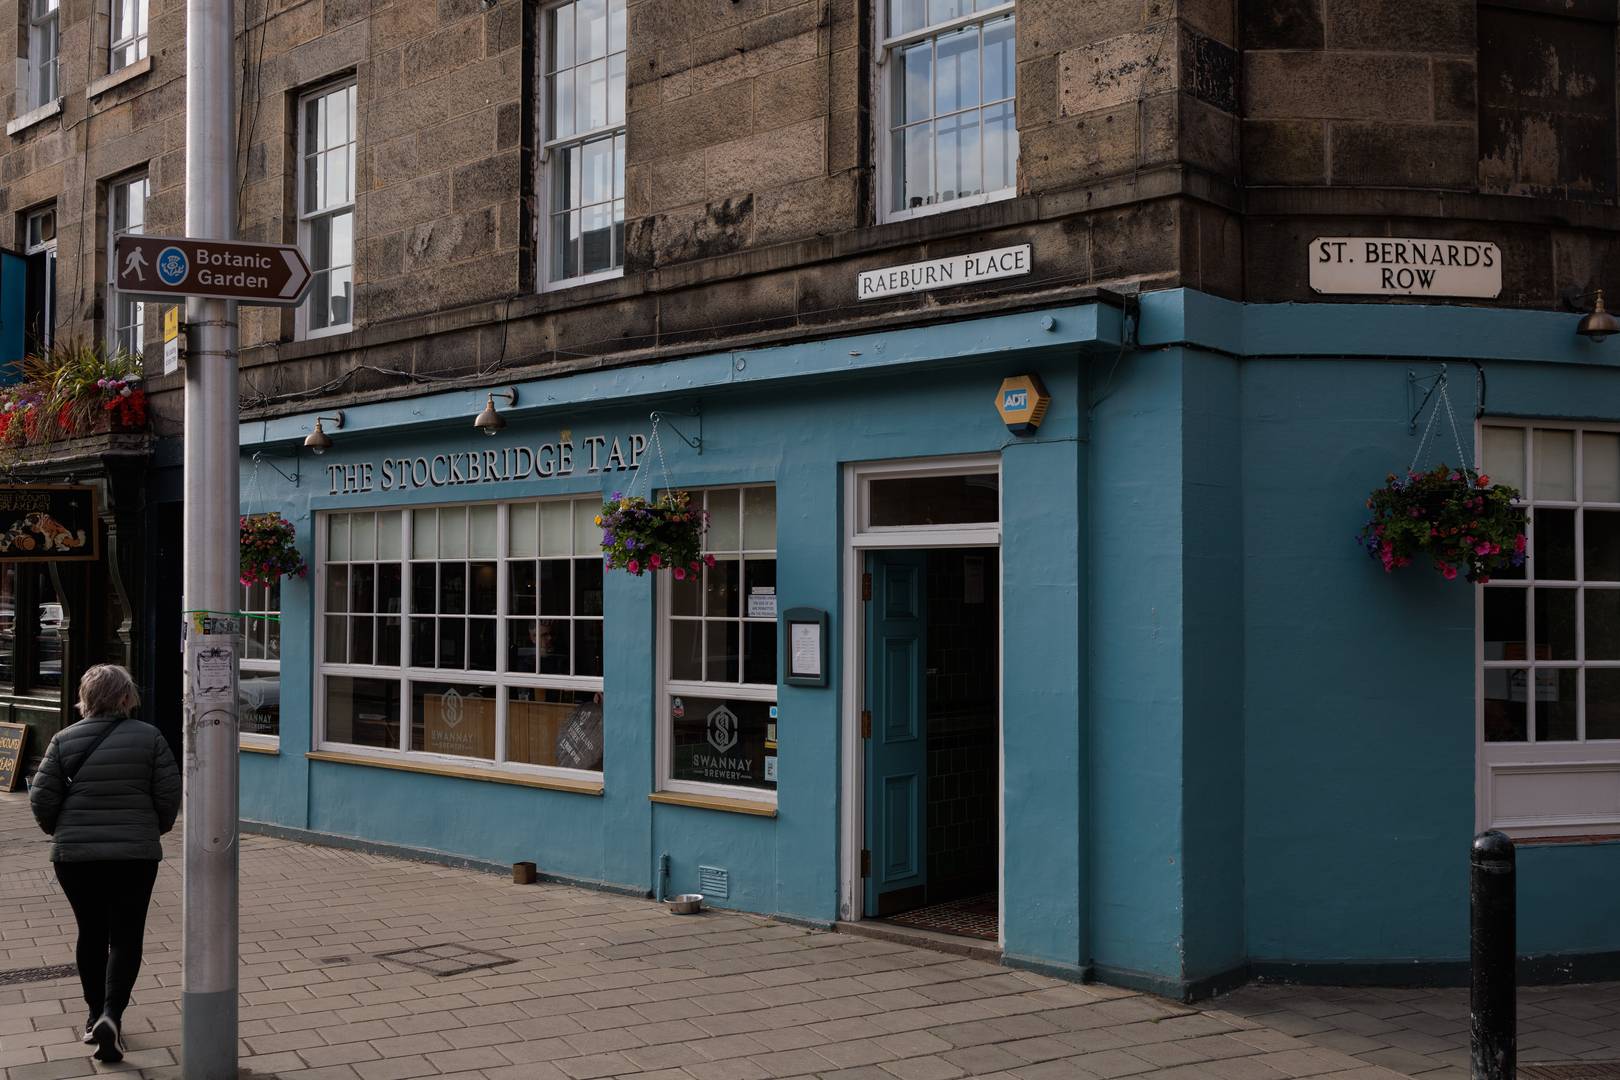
[2,793,1616,1080]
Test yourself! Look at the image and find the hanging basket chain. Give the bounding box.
[1409,373,1475,476]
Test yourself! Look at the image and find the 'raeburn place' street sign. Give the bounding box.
[113,234,312,305]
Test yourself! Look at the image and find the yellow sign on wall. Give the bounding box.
[996,374,1050,435]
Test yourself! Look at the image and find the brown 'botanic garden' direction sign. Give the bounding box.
[113,234,312,305]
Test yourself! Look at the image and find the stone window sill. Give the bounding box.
[7,98,62,138]
[88,56,152,101]
[649,791,778,818]
[307,749,604,795]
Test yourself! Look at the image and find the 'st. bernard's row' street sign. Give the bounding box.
[113,234,313,305]
[1310,237,1502,299]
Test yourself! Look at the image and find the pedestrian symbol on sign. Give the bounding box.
[122,247,149,283]
[156,247,189,287]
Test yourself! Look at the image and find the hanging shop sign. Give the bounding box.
[1310,237,1501,299]
[858,244,1031,301]
[0,486,98,561]
[325,433,648,496]
[0,722,27,792]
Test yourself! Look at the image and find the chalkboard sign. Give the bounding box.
[0,485,98,561]
[0,722,27,792]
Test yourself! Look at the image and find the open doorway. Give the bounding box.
[864,547,1000,942]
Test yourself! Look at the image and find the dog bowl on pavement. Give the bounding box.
[665,893,703,914]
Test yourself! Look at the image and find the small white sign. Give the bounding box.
[790,622,822,680]
[747,588,777,619]
[858,244,1031,301]
[162,306,180,375]
[764,756,778,783]
[1310,237,1501,298]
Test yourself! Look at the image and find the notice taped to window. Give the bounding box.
[1310,237,1501,298]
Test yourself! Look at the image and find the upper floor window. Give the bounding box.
[24,0,60,111]
[1479,422,1620,837]
[110,0,149,73]
[108,173,148,357]
[881,0,1017,222]
[298,80,356,337]
[23,206,56,351]
[542,0,626,288]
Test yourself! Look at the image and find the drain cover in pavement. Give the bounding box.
[1523,1064,1620,1079]
[0,963,77,986]
[375,943,516,976]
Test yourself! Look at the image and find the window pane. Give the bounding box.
[706,558,740,618]
[576,557,604,616]
[890,0,926,35]
[1584,432,1620,502]
[1482,588,1525,660]
[539,559,571,616]
[608,52,626,126]
[669,695,776,791]
[413,508,438,559]
[577,619,604,677]
[550,3,574,75]
[510,561,538,616]
[379,617,401,665]
[578,0,607,61]
[1584,510,1620,581]
[351,616,374,665]
[671,620,702,681]
[1586,590,1620,659]
[551,70,576,140]
[672,568,701,616]
[935,25,979,114]
[1535,429,1575,501]
[510,688,603,769]
[743,487,776,550]
[468,619,496,671]
[440,506,467,559]
[326,564,349,613]
[351,564,375,612]
[411,617,436,667]
[540,500,572,556]
[899,41,932,125]
[509,503,539,557]
[351,513,376,561]
[509,618,537,672]
[325,676,400,750]
[707,490,740,551]
[440,564,467,614]
[378,511,403,560]
[1534,508,1575,580]
[379,564,402,615]
[438,618,465,667]
[573,500,598,555]
[936,108,981,203]
[1483,668,1526,741]
[1586,669,1620,740]
[329,513,350,560]
[705,620,739,682]
[743,621,778,686]
[240,671,279,737]
[410,682,496,759]
[0,564,16,685]
[902,122,934,210]
[869,473,999,526]
[983,15,1015,101]
[31,569,60,689]
[1535,588,1577,660]
[537,619,570,674]
[411,562,436,613]
[470,562,498,614]
[983,101,1016,192]
[1535,668,1578,741]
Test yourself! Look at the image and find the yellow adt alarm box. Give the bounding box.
[996,374,1050,435]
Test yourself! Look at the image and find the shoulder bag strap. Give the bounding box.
[64,719,122,788]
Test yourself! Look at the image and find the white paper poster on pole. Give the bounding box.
[187,636,237,704]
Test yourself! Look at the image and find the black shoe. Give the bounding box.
[90,1014,123,1063]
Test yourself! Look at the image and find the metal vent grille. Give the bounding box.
[0,964,77,987]
[698,865,729,900]
[1523,1065,1620,1079]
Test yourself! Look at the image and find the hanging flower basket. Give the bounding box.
[1359,465,1527,583]
[598,491,714,577]
[240,513,308,588]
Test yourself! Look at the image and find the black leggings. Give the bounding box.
[54,860,160,1023]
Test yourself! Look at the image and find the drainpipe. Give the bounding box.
[656,853,670,902]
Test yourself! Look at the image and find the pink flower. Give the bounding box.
[703,554,717,568]
[627,559,640,574]
[1515,533,1527,554]
[1441,565,1458,580]
[673,567,686,581]
[1475,542,1492,556]
[649,553,662,568]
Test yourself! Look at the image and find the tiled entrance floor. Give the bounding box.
[886,894,999,942]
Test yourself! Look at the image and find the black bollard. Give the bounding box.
[1471,829,1516,1080]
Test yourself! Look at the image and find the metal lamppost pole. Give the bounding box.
[182,0,240,1074]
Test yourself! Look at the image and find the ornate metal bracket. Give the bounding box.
[252,449,300,487]
[650,407,702,454]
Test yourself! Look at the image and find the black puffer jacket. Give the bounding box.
[29,716,181,862]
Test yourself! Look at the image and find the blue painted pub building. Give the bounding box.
[236,289,1620,1000]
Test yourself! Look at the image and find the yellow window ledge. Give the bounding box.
[306,750,604,796]
[648,791,778,818]
[239,743,279,755]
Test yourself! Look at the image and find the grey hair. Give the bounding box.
[78,664,139,718]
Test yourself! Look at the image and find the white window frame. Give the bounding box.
[877,0,1018,225]
[655,485,779,806]
[109,0,148,74]
[23,0,60,112]
[107,172,148,358]
[296,79,357,340]
[538,0,627,292]
[24,205,57,350]
[314,499,605,784]
[1477,419,1620,838]
[239,579,281,751]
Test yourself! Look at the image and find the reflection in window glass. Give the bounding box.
[325,676,401,750]
[0,564,16,686]
[509,688,603,769]
[411,681,496,760]
[546,0,626,284]
[868,472,999,527]
[240,577,282,738]
[32,567,61,689]
[669,695,777,791]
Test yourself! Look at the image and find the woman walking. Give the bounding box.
[29,664,180,1064]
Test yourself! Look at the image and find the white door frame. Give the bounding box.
[838,455,1004,948]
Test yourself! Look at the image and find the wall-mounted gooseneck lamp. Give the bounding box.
[1577,290,1619,343]
[474,388,518,436]
[303,411,344,455]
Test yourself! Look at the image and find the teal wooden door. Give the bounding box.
[865,551,928,917]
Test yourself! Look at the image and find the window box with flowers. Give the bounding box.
[0,340,148,450]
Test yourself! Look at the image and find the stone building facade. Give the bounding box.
[3,0,1620,997]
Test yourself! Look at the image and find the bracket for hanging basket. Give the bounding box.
[649,407,702,454]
